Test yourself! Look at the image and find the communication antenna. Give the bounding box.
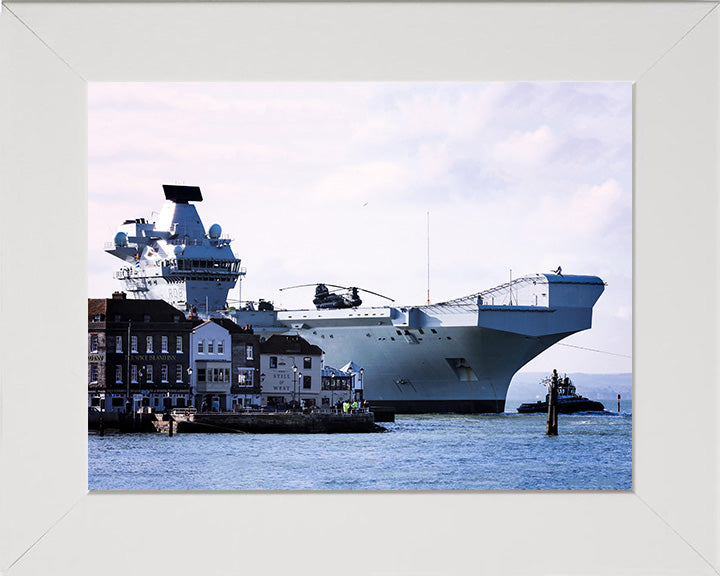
[427,211,430,305]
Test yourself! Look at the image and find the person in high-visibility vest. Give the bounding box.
[351,401,358,412]
[342,402,349,413]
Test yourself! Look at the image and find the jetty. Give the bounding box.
[89,408,385,434]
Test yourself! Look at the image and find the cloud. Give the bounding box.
[492,125,558,168]
[88,82,632,372]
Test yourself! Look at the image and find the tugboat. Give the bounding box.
[517,374,605,414]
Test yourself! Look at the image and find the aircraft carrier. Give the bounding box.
[105,185,605,413]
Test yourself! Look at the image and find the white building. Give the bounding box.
[259,335,323,408]
[190,320,232,411]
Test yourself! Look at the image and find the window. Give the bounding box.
[115,335,122,352]
[90,364,99,383]
[176,336,183,353]
[245,345,254,360]
[303,375,311,390]
[303,357,312,369]
[114,314,121,323]
[161,336,168,353]
[161,365,168,383]
[176,365,183,382]
[144,314,151,322]
[146,336,153,353]
[131,365,138,383]
[146,365,153,383]
[131,336,138,353]
[198,340,204,354]
[115,365,122,383]
[270,356,278,369]
[208,340,214,354]
[217,340,224,354]
[93,314,102,322]
[90,335,99,353]
[198,368,206,382]
[112,397,124,408]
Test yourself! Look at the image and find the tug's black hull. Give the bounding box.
[517,398,605,414]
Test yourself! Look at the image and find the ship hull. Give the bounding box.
[292,324,570,414]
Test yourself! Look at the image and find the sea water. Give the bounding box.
[88,399,631,491]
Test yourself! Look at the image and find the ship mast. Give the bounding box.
[427,211,430,305]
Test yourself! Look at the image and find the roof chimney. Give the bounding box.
[112,291,127,300]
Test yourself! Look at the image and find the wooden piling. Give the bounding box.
[546,369,559,435]
[168,416,174,437]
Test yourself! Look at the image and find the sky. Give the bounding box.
[89,82,632,374]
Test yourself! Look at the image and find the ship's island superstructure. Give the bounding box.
[105,185,605,413]
[106,185,242,313]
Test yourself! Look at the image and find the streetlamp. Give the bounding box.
[298,372,303,409]
[348,369,354,403]
[330,372,335,409]
[359,367,364,404]
[292,364,297,408]
[260,372,265,410]
[125,319,132,416]
[187,367,193,408]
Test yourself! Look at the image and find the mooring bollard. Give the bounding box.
[546,369,559,435]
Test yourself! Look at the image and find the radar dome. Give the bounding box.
[208,224,222,239]
[114,232,128,247]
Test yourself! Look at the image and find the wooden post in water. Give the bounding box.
[546,369,559,435]
[168,415,174,437]
[617,394,621,413]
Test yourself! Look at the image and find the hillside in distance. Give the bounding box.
[508,372,632,401]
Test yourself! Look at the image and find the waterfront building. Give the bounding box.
[88,292,193,413]
[320,366,353,406]
[189,319,232,411]
[209,319,262,410]
[259,335,323,408]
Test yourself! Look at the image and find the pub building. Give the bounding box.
[88,292,194,413]
[258,334,323,409]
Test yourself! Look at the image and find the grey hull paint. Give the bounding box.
[291,324,570,411]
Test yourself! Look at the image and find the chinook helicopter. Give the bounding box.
[279,283,395,310]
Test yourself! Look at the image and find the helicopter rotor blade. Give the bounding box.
[353,287,395,302]
[278,283,322,291]
[278,283,394,302]
[279,283,349,291]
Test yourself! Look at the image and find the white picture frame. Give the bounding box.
[1,2,718,575]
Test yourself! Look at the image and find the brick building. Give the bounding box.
[88,293,194,412]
